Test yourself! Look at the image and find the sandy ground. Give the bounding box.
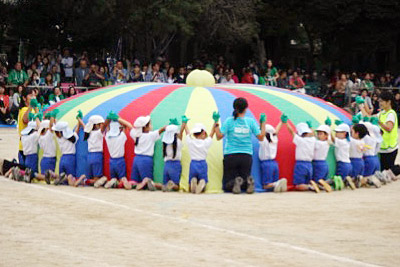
[1,127,400,267]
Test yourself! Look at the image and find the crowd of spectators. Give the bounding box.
[1,47,400,125]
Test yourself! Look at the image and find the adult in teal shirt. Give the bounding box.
[215,98,266,194]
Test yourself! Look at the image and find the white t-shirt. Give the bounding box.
[164,139,183,161]
[313,140,330,161]
[39,130,56,157]
[61,57,74,77]
[21,132,39,155]
[258,136,278,160]
[131,130,160,156]
[186,135,213,160]
[335,138,350,163]
[293,135,315,161]
[57,133,78,155]
[349,138,364,158]
[88,129,103,153]
[106,131,127,159]
[363,135,377,157]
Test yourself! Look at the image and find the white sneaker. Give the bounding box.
[273,180,282,193]
[104,178,117,189]
[279,178,288,192]
[368,176,382,188]
[94,177,108,188]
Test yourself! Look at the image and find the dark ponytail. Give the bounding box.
[162,134,178,158]
[232,97,248,120]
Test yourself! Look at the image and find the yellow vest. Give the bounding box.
[378,109,398,151]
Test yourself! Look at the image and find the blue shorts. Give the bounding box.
[336,161,352,179]
[86,152,103,179]
[374,155,381,172]
[312,160,329,181]
[60,154,76,177]
[350,158,364,177]
[189,160,208,183]
[18,150,25,166]
[363,156,378,176]
[110,157,127,179]
[260,159,279,185]
[131,155,153,182]
[293,160,313,185]
[163,160,182,185]
[40,157,56,174]
[25,154,38,173]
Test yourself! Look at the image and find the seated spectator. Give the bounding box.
[75,59,89,86]
[219,70,235,84]
[371,93,380,114]
[30,72,41,87]
[353,89,373,114]
[99,66,112,86]
[40,57,51,78]
[289,71,305,89]
[112,60,128,84]
[175,67,186,84]
[10,85,23,119]
[0,84,15,125]
[277,71,289,89]
[129,64,144,83]
[166,67,176,84]
[214,67,224,83]
[241,68,254,84]
[48,86,65,105]
[230,69,239,83]
[27,62,40,78]
[50,65,60,86]
[394,91,400,119]
[8,62,29,86]
[84,63,105,87]
[44,73,53,87]
[68,86,77,97]
[141,64,149,78]
[361,73,374,92]
[61,48,74,82]
[145,63,166,83]
[0,62,7,84]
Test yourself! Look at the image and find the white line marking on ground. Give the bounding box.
[2,178,381,267]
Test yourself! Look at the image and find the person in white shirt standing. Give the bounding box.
[61,48,74,83]
[130,116,166,191]
[104,111,132,190]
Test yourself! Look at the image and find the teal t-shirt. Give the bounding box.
[221,116,261,155]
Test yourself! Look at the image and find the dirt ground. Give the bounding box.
[1,127,399,267]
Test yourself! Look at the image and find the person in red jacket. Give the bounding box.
[0,84,15,125]
[241,68,254,84]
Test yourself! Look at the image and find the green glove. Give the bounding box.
[370,117,379,125]
[306,121,312,128]
[281,114,288,123]
[259,113,266,124]
[29,98,38,108]
[181,115,190,123]
[51,109,59,118]
[44,112,52,120]
[28,113,35,121]
[363,116,370,122]
[169,118,179,126]
[106,111,119,121]
[325,117,332,126]
[35,112,43,121]
[212,111,220,123]
[76,110,83,120]
[335,119,343,126]
[356,113,363,121]
[352,115,360,124]
[39,96,45,104]
[355,96,365,104]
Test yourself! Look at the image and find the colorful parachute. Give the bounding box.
[45,82,351,192]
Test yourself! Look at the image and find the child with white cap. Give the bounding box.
[77,114,109,187]
[312,118,333,192]
[348,123,370,189]
[258,115,286,192]
[104,111,132,190]
[20,114,41,182]
[283,117,319,192]
[331,121,352,190]
[38,118,57,184]
[130,115,166,190]
[185,119,217,194]
[161,117,186,192]
[52,110,85,186]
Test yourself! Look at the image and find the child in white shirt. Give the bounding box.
[312,124,333,192]
[331,122,352,190]
[21,118,40,182]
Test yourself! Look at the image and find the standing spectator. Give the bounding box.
[112,60,128,84]
[145,63,166,83]
[84,64,105,87]
[166,67,176,84]
[241,68,254,84]
[230,69,239,83]
[34,54,43,73]
[10,85,23,119]
[27,62,40,78]
[371,93,380,115]
[219,70,235,84]
[99,66,112,86]
[361,73,374,92]
[289,71,305,90]
[265,60,279,86]
[74,59,89,86]
[8,62,29,86]
[129,64,144,83]
[175,67,186,84]
[61,48,74,82]
[277,71,289,89]
[0,84,15,125]
[50,65,60,86]
[40,57,51,78]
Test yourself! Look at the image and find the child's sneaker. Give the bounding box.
[44,170,51,185]
[368,175,381,188]
[318,179,332,192]
[374,171,386,184]
[232,177,243,194]
[94,177,108,188]
[54,172,66,185]
[382,170,394,183]
[146,179,156,191]
[190,178,197,194]
[273,180,282,193]
[309,180,320,193]
[196,179,206,194]
[279,178,288,192]
[14,167,23,181]
[345,176,356,190]
[24,168,32,183]
[104,178,117,189]
[333,176,341,190]
[246,176,255,194]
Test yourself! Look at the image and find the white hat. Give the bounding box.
[21,121,37,135]
[131,116,151,138]
[107,121,122,138]
[316,124,331,135]
[162,125,179,144]
[264,124,276,134]
[84,115,105,133]
[296,122,312,136]
[38,120,50,134]
[191,123,206,134]
[335,123,350,133]
[52,121,74,139]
